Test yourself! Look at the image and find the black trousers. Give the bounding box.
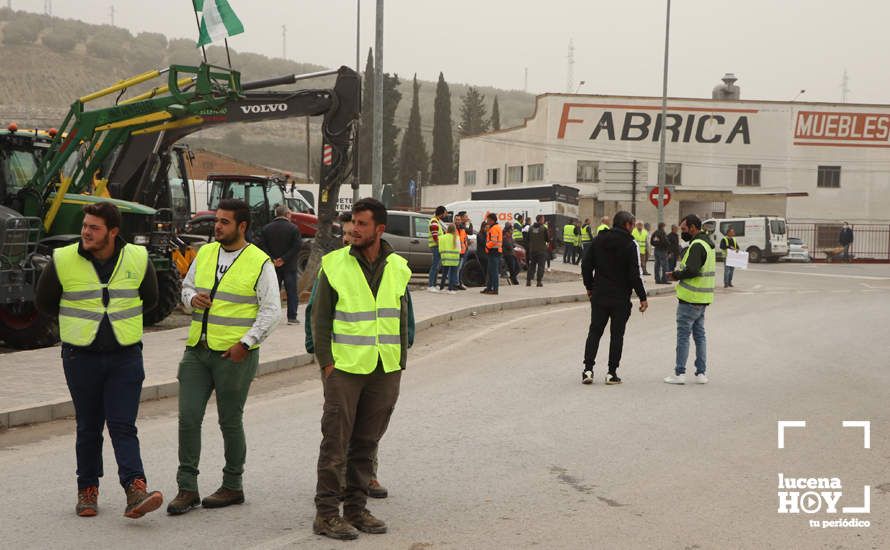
[583,300,632,373]
[527,251,547,283]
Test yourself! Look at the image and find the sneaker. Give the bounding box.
[526,281,531,287]
[124,479,163,519]
[345,509,388,534]
[447,290,457,295]
[582,370,594,385]
[664,374,686,385]
[201,487,245,509]
[428,286,439,292]
[546,267,552,272]
[166,489,201,515]
[480,289,490,294]
[457,285,468,290]
[605,372,622,385]
[287,318,299,325]
[695,373,709,384]
[76,486,99,517]
[314,514,360,540]
[536,281,543,287]
[368,479,388,499]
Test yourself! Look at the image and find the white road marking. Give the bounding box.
[746,268,890,281]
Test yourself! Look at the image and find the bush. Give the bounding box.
[2,23,40,45]
[86,38,123,60]
[127,43,165,73]
[136,31,167,49]
[42,27,80,53]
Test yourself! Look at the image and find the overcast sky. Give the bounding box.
[13,0,890,104]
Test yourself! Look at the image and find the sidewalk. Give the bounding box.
[0,269,673,429]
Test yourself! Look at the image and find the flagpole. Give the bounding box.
[224,38,233,68]
[192,6,207,63]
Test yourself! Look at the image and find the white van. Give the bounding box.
[444,199,551,229]
[703,216,788,263]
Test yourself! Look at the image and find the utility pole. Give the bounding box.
[281,25,286,59]
[656,0,671,226]
[631,160,638,216]
[305,117,312,183]
[371,0,384,201]
[841,68,850,103]
[524,67,528,93]
[566,39,575,93]
[44,0,51,16]
[109,5,115,26]
[353,0,361,204]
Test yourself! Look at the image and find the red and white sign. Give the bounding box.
[794,111,890,148]
[649,186,671,207]
[322,144,333,166]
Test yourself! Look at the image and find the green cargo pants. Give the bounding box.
[176,345,258,492]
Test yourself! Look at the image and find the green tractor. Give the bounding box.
[0,63,244,348]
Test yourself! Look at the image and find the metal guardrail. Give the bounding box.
[0,215,42,303]
[787,223,890,262]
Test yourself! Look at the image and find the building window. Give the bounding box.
[507,165,523,184]
[817,166,841,188]
[464,170,476,186]
[665,163,682,186]
[528,163,544,182]
[737,164,761,187]
[486,168,499,185]
[576,160,600,183]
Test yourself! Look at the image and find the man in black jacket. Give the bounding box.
[261,205,303,324]
[580,211,648,385]
[525,215,550,287]
[650,222,670,284]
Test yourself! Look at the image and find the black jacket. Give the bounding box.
[667,232,681,256]
[650,229,670,252]
[260,217,302,271]
[526,222,550,253]
[839,227,854,245]
[582,227,647,304]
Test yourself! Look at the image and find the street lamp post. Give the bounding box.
[371,0,384,202]
[656,0,671,226]
[353,0,361,205]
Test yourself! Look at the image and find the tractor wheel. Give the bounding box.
[143,269,182,326]
[295,248,311,280]
[0,303,59,349]
[460,257,486,287]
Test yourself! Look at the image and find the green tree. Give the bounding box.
[397,75,429,205]
[430,72,455,185]
[490,95,501,131]
[459,86,489,137]
[358,48,374,187]
[382,72,402,189]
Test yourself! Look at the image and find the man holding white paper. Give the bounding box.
[720,227,741,288]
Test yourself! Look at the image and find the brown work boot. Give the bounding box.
[201,486,244,509]
[76,486,99,517]
[313,514,360,540]
[368,479,388,499]
[124,479,163,519]
[166,489,201,515]
[345,508,388,534]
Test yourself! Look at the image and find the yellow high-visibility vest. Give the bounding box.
[676,239,716,304]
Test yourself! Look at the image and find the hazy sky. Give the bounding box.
[12,0,890,104]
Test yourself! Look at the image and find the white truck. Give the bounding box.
[702,216,788,263]
[444,199,550,229]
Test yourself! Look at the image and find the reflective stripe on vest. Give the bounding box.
[486,224,503,253]
[675,240,716,304]
[322,247,411,374]
[581,225,592,243]
[722,236,737,250]
[55,242,148,346]
[458,228,468,254]
[632,228,648,253]
[439,234,460,267]
[186,242,269,351]
[428,216,441,248]
[512,226,523,241]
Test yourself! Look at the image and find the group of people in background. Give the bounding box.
[426,207,555,296]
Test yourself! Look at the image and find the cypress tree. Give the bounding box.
[382,72,402,190]
[430,72,455,185]
[491,95,501,131]
[397,75,429,205]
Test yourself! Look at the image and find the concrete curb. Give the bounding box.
[0,286,675,429]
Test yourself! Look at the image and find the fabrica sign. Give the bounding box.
[557,103,754,144]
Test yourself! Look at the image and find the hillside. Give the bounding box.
[0,8,536,179]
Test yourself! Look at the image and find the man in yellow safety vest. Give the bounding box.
[169,198,282,515]
[665,214,716,385]
[36,201,163,519]
[311,198,413,540]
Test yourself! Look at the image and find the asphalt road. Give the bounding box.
[1,264,888,549]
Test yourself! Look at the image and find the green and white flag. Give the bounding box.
[194,0,244,47]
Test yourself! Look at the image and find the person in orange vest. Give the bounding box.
[482,212,503,295]
[455,211,470,291]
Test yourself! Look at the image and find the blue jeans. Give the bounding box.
[723,265,735,286]
[441,265,458,289]
[675,302,707,375]
[654,250,669,283]
[62,345,146,489]
[276,267,298,320]
[487,252,501,291]
[428,247,441,287]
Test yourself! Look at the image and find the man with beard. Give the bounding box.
[168,198,281,514]
[311,198,413,540]
[36,202,163,518]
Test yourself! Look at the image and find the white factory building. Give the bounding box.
[426,78,890,227]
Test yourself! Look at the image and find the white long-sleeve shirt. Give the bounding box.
[181,244,281,348]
